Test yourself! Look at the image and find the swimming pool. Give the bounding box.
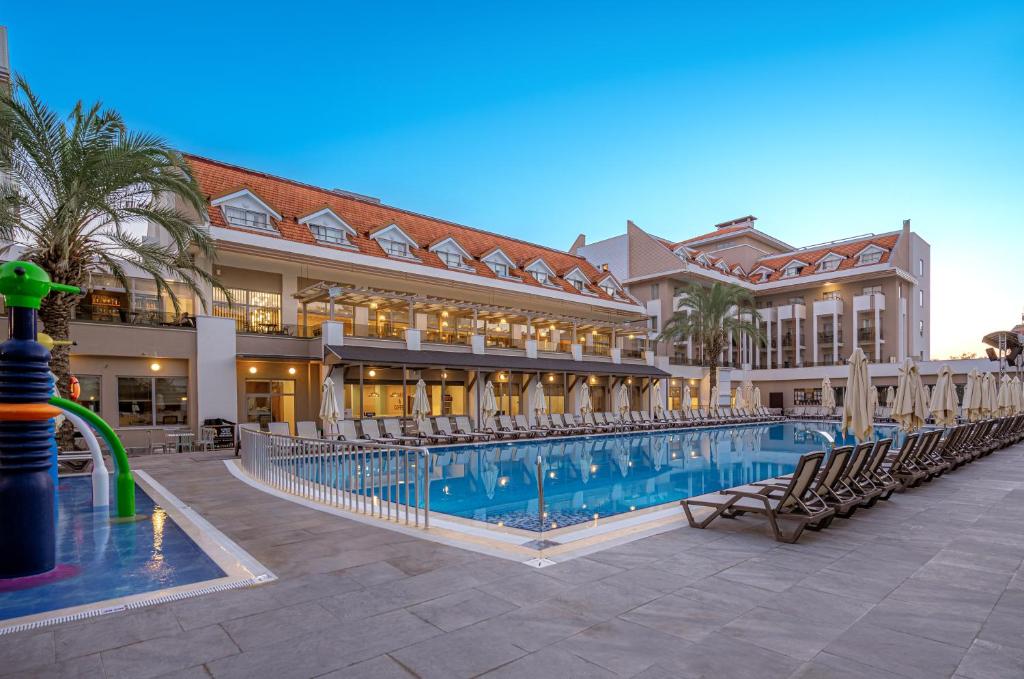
[0,476,227,624]
[425,421,904,531]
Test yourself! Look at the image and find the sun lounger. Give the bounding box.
[454,416,491,441]
[268,421,291,436]
[497,415,533,437]
[295,421,319,439]
[337,419,372,443]
[379,418,424,445]
[417,417,456,444]
[682,451,834,543]
[435,416,477,442]
[360,418,394,444]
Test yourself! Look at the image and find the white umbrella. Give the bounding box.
[579,446,593,484]
[482,381,498,420]
[683,384,692,409]
[892,358,927,432]
[616,383,630,414]
[710,385,720,413]
[964,369,981,421]
[821,376,836,411]
[997,374,1014,416]
[752,386,762,408]
[930,365,959,426]
[885,385,895,408]
[1012,376,1023,414]
[842,347,873,441]
[981,372,997,418]
[412,379,431,423]
[652,380,664,416]
[482,461,499,499]
[532,379,547,418]
[578,381,592,415]
[319,376,342,433]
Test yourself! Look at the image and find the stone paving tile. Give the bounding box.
[655,633,803,679]
[481,571,570,606]
[407,589,516,632]
[469,602,598,652]
[548,577,661,622]
[53,607,183,660]
[315,654,415,678]
[0,629,54,676]
[857,597,984,648]
[480,646,618,678]
[99,625,239,679]
[823,621,967,679]
[340,560,409,587]
[389,624,528,679]
[554,618,694,676]
[220,600,339,651]
[720,606,855,661]
[789,651,910,679]
[956,638,1024,679]
[542,556,625,583]
[4,653,104,679]
[619,593,741,642]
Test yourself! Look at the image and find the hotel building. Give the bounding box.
[575,216,938,410]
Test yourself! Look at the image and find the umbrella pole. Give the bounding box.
[536,456,545,545]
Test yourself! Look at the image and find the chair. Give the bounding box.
[382,418,423,445]
[268,421,291,436]
[360,418,392,443]
[295,421,320,439]
[337,420,372,443]
[454,416,492,441]
[515,414,547,436]
[681,451,834,543]
[497,415,532,437]
[550,413,585,435]
[197,426,218,452]
[417,417,456,443]
[435,416,477,442]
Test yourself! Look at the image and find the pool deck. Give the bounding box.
[2,445,1023,679]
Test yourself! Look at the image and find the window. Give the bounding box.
[532,270,554,286]
[213,287,282,333]
[648,315,659,332]
[223,206,271,231]
[919,320,924,336]
[818,258,840,272]
[569,278,585,291]
[859,250,882,265]
[821,291,841,301]
[602,285,617,297]
[245,379,295,429]
[309,223,349,246]
[487,261,510,277]
[380,238,410,258]
[862,285,882,295]
[919,289,924,307]
[650,284,659,298]
[76,375,101,414]
[439,250,466,269]
[118,376,188,426]
[788,296,805,305]
[782,265,803,278]
[918,258,924,276]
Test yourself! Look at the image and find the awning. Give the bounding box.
[325,345,670,377]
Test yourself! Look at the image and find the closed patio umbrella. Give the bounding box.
[710,385,720,413]
[482,461,499,500]
[1012,376,1023,414]
[482,381,498,420]
[981,372,997,418]
[892,358,928,432]
[885,385,895,408]
[578,381,592,415]
[683,384,692,409]
[412,379,431,423]
[753,386,762,408]
[652,380,664,416]
[964,369,981,421]
[997,374,1013,416]
[319,375,342,434]
[616,383,630,414]
[821,376,836,412]
[930,365,959,427]
[532,379,547,419]
[842,347,873,441]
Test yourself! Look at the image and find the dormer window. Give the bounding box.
[309,223,348,246]
[782,265,803,278]
[533,271,553,286]
[524,258,558,287]
[569,278,584,291]
[438,251,464,268]
[428,236,474,271]
[601,285,618,297]
[224,206,271,231]
[859,250,882,265]
[488,261,510,277]
[381,238,410,258]
[481,248,517,279]
[817,258,840,272]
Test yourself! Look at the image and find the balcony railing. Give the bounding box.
[817,332,843,344]
[423,330,473,346]
[669,355,703,366]
[857,328,883,342]
[583,343,611,357]
[73,304,196,329]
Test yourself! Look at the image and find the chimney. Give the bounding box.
[0,26,9,85]
[714,215,757,230]
[568,233,586,254]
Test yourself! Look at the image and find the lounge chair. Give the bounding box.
[337,420,372,443]
[497,415,533,437]
[856,438,898,504]
[381,418,424,445]
[295,421,319,439]
[268,421,291,436]
[551,412,587,435]
[565,413,599,433]
[417,417,457,444]
[434,416,477,442]
[681,451,834,543]
[515,414,548,436]
[454,416,492,441]
[584,412,616,432]
[757,445,853,527]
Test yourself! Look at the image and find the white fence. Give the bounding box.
[239,428,433,528]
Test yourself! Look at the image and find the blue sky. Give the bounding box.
[5,2,1023,356]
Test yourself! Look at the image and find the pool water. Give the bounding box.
[425,421,904,531]
[0,476,226,623]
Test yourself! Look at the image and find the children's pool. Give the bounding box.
[0,476,226,624]
[423,421,904,531]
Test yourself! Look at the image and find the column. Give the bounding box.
[765,316,772,369]
[754,318,761,368]
[812,314,818,366]
[776,317,783,367]
[832,310,839,364]
[795,314,802,367]
[874,306,881,362]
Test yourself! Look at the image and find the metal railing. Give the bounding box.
[239,428,433,528]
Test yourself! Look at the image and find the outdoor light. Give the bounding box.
[149,362,161,371]
[369,302,378,309]
[288,367,296,375]
[248,366,257,374]
[548,375,555,382]
[180,396,187,401]
[368,369,377,377]
[441,310,449,317]
[627,378,633,384]
[441,372,448,379]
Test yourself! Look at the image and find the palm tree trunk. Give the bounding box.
[38,294,78,450]
[708,359,718,406]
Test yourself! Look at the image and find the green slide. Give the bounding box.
[51,396,135,517]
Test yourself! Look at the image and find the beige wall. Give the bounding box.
[235,358,319,430]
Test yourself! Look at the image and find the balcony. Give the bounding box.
[853,292,886,313]
[817,332,843,345]
[813,298,844,317]
[857,327,884,343]
[74,303,197,330]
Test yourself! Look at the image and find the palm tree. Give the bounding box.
[658,281,764,397]
[0,75,219,443]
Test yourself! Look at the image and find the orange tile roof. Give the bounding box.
[187,154,620,302]
[674,223,752,247]
[750,233,900,282]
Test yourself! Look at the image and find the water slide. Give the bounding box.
[50,397,135,518]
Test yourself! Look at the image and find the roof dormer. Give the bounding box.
[298,207,357,247]
[370,223,420,261]
[750,266,774,282]
[814,251,845,273]
[480,247,517,279]
[523,257,558,287]
[780,259,809,278]
[731,264,746,277]
[695,253,714,268]
[428,236,474,271]
[597,273,625,298]
[211,189,281,234]
[672,245,694,261]
[714,260,730,273]
[855,243,887,266]
[563,265,594,294]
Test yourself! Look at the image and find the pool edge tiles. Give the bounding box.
[0,471,275,635]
